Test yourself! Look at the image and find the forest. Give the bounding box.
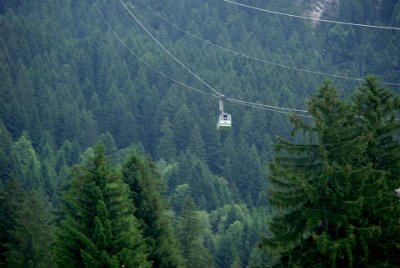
[0,0,399,267]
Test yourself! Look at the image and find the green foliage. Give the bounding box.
[176,198,214,268]
[12,133,43,191]
[156,117,177,161]
[0,120,14,183]
[0,0,399,266]
[0,178,27,266]
[261,78,400,267]
[122,148,183,267]
[4,191,55,267]
[54,143,150,268]
[351,76,400,266]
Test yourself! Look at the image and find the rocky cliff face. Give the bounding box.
[305,0,340,25]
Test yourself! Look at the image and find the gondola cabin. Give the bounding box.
[217,96,231,130]
[217,112,232,130]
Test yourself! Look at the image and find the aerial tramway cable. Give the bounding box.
[93,1,400,123]
[130,0,400,87]
[92,0,219,99]
[93,0,311,118]
[117,0,312,117]
[119,0,224,98]
[223,0,400,31]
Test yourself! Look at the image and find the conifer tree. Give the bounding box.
[55,143,150,268]
[4,191,55,267]
[12,132,43,191]
[261,82,372,266]
[352,76,400,266]
[172,104,195,152]
[0,178,27,266]
[188,123,206,159]
[0,120,14,183]
[156,117,177,161]
[122,148,183,268]
[176,197,214,268]
[260,80,400,267]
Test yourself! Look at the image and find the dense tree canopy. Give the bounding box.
[0,0,399,267]
[261,78,400,267]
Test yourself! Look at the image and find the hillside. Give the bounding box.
[0,0,399,267]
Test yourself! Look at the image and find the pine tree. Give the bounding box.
[0,120,15,183]
[54,143,150,268]
[260,82,372,266]
[176,197,214,268]
[352,76,400,266]
[260,80,400,267]
[12,132,43,191]
[156,117,177,161]
[172,104,195,152]
[4,191,55,267]
[122,148,183,268]
[188,123,206,159]
[0,178,27,266]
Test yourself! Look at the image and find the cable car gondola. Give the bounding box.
[217,96,232,130]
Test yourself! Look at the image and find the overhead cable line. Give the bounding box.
[92,0,219,99]
[93,0,310,117]
[227,98,313,118]
[224,0,400,31]
[119,0,312,114]
[119,0,224,97]
[94,0,312,118]
[133,0,400,88]
[226,97,309,113]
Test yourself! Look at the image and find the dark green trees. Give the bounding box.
[0,178,54,267]
[4,192,54,267]
[0,178,27,266]
[262,82,361,267]
[122,148,183,268]
[176,197,214,268]
[55,144,150,267]
[352,76,400,266]
[156,117,176,161]
[261,79,400,267]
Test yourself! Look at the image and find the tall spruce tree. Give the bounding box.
[122,148,183,268]
[54,143,150,268]
[176,197,214,268]
[156,117,176,161]
[0,178,27,266]
[352,76,400,266]
[4,191,55,267]
[260,80,400,267]
[0,120,14,184]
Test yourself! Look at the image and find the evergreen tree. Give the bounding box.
[260,80,400,267]
[352,76,400,266]
[156,117,177,161]
[98,131,118,161]
[0,120,14,183]
[172,104,195,152]
[122,148,183,268]
[54,143,150,268]
[176,197,214,268]
[188,123,206,159]
[4,191,55,267]
[0,178,27,266]
[215,221,243,268]
[260,82,365,266]
[12,132,42,191]
[40,140,57,200]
